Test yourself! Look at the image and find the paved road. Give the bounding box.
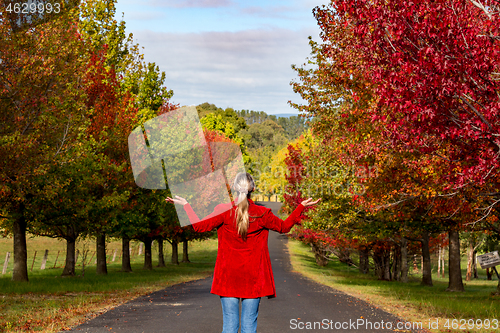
[69,202,419,333]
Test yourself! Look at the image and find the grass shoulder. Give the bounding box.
[286,238,500,333]
[0,238,218,333]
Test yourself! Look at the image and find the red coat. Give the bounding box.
[183,199,305,299]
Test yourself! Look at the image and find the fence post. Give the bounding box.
[31,250,37,271]
[88,251,95,265]
[2,252,10,274]
[40,250,49,270]
[53,250,60,269]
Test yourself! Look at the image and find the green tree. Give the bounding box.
[0,4,87,281]
[197,103,248,133]
[77,0,173,275]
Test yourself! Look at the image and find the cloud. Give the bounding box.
[126,11,166,21]
[240,6,296,19]
[148,0,234,8]
[133,28,316,113]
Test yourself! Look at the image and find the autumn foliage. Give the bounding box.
[321,0,500,188]
[288,0,499,289]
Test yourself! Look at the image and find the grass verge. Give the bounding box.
[286,238,500,333]
[0,238,217,333]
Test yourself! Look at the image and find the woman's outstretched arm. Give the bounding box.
[165,196,225,232]
[260,197,321,233]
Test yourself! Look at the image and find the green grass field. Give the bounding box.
[287,239,500,333]
[0,236,218,333]
[0,236,169,276]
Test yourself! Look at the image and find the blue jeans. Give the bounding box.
[220,297,261,333]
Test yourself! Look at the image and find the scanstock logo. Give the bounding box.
[127,106,246,226]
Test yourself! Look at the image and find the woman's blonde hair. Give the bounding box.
[232,172,257,240]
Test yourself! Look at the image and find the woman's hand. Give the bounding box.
[300,197,321,207]
[165,196,188,206]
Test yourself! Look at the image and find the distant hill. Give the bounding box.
[195,103,309,177]
[195,103,309,142]
[269,113,299,118]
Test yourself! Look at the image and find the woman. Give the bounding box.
[166,172,320,333]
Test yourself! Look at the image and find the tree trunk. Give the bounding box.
[446,230,464,292]
[393,245,401,282]
[121,236,132,272]
[372,249,384,280]
[383,249,391,280]
[62,227,76,276]
[359,248,369,274]
[182,240,190,263]
[466,240,474,281]
[441,246,446,278]
[339,248,353,266]
[143,238,153,270]
[171,241,179,265]
[157,239,166,267]
[473,250,478,279]
[437,246,442,278]
[421,231,433,286]
[12,205,28,282]
[311,243,328,266]
[96,233,107,275]
[401,238,408,283]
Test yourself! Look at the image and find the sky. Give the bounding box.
[113,0,327,115]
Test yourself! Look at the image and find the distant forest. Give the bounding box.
[196,102,309,176]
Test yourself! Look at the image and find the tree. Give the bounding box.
[258,144,289,201]
[28,138,126,276]
[311,0,500,206]
[82,45,138,275]
[78,0,173,275]
[79,0,133,73]
[0,3,87,281]
[197,103,248,133]
[463,231,485,281]
[289,0,499,291]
